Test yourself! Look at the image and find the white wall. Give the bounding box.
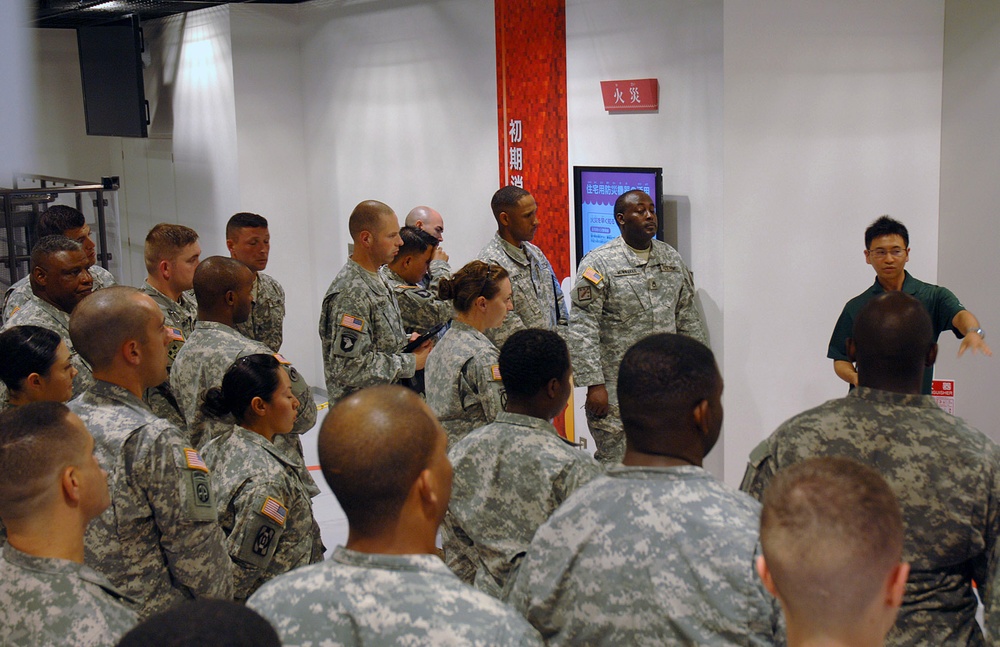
[722,0,945,484]
[936,0,1000,442]
[566,0,724,474]
[0,2,34,185]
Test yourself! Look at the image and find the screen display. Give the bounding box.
[573,166,663,266]
[77,15,148,138]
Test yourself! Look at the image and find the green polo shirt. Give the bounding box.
[828,271,964,395]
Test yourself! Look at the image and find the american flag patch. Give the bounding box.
[260,497,287,526]
[184,448,208,472]
[582,267,603,286]
[340,314,364,331]
[272,353,291,365]
[166,326,184,342]
[491,365,502,381]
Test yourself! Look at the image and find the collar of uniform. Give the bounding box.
[332,545,457,576]
[849,385,939,410]
[249,272,260,304]
[605,463,708,480]
[1,544,136,602]
[448,319,492,343]
[194,320,240,335]
[232,425,300,468]
[614,236,669,267]
[494,411,563,439]
[348,259,391,295]
[25,293,72,330]
[380,265,411,288]
[140,279,187,311]
[89,379,150,411]
[495,233,531,267]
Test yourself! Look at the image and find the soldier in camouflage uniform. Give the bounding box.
[227,212,285,352]
[248,385,543,646]
[380,225,453,334]
[757,457,909,647]
[2,236,96,398]
[0,403,137,646]
[742,292,1000,646]
[509,334,782,645]
[404,205,451,290]
[443,329,602,597]
[2,205,117,323]
[139,223,201,427]
[477,186,568,349]
[200,354,323,602]
[425,261,512,446]
[568,189,707,465]
[67,287,232,619]
[320,201,432,403]
[170,258,317,502]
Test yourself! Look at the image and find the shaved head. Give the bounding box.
[193,256,253,309]
[319,385,443,535]
[404,206,444,241]
[348,200,395,241]
[852,292,934,380]
[70,286,154,371]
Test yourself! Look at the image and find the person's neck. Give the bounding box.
[91,370,145,399]
[147,275,182,302]
[7,515,87,564]
[785,621,884,647]
[198,310,236,329]
[6,392,29,408]
[351,252,381,274]
[857,376,923,395]
[345,525,438,556]
[241,421,278,443]
[498,230,524,248]
[37,292,71,314]
[623,446,702,468]
[504,400,551,422]
[876,273,905,292]
[454,311,489,334]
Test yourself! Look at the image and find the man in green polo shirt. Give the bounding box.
[828,215,991,394]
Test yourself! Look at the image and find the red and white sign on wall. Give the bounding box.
[600,78,659,112]
[932,379,955,414]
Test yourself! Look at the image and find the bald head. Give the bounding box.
[851,292,935,387]
[405,206,444,241]
[70,286,156,372]
[193,256,253,316]
[348,200,395,241]
[319,385,444,536]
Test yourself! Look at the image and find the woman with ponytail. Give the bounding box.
[0,325,77,412]
[200,354,324,601]
[425,260,513,446]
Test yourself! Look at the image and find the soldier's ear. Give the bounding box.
[32,264,47,287]
[249,396,267,418]
[62,464,82,506]
[158,259,172,281]
[926,343,938,368]
[756,555,778,598]
[498,211,511,229]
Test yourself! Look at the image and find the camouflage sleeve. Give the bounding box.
[553,456,604,504]
[266,279,285,353]
[1,282,28,322]
[675,264,708,345]
[552,270,569,328]
[441,513,478,585]
[427,259,451,294]
[464,353,505,423]
[739,439,775,502]
[980,443,1000,637]
[395,286,453,333]
[321,291,417,392]
[137,426,233,600]
[567,259,608,388]
[226,479,294,600]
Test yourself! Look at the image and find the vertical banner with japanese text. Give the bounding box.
[495,0,572,437]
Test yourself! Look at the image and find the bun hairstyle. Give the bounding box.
[201,354,282,423]
[0,326,62,391]
[437,260,510,314]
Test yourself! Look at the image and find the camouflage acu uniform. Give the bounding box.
[567,237,706,464]
[425,257,452,292]
[170,320,316,449]
[2,264,115,323]
[138,280,198,428]
[68,380,233,619]
[319,259,414,403]
[201,426,324,602]
[443,411,603,597]
[478,233,568,349]
[424,321,505,447]
[508,465,783,646]
[235,271,284,352]
[0,545,138,647]
[741,386,1000,646]
[248,546,543,646]
[2,294,94,398]
[380,265,453,333]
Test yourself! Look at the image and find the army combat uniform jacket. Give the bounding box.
[202,426,324,602]
[138,279,198,428]
[320,259,413,403]
[741,386,1000,646]
[248,546,543,646]
[379,265,453,334]
[235,271,284,353]
[69,381,233,619]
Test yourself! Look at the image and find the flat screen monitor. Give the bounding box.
[573,166,663,267]
[77,14,148,138]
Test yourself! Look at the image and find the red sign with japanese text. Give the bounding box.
[932,378,955,414]
[600,78,659,112]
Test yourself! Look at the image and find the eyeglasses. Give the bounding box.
[868,248,906,259]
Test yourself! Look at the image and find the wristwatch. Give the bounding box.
[967,327,985,339]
